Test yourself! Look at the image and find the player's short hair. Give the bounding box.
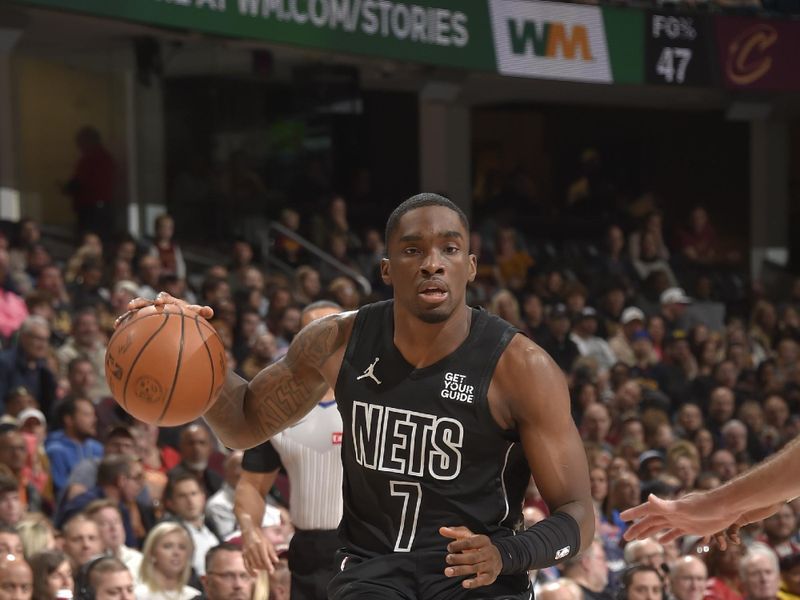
[301,301,341,319]
[205,542,243,572]
[384,193,469,246]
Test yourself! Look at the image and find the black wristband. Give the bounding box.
[493,511,581,574]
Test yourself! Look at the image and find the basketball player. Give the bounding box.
[234,300,344,600]
[125,194,594,598]
[621,434,800,547]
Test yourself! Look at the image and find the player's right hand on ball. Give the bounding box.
[242,526,280,576]
[115,291,214,329]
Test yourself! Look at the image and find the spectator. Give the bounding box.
[522,293,547,342]
[67,258,108,312]
[560,538,612,600]
[3,388,35,420]
[205,452,243,540]
[707,387,737,444]
[62,126,116,237]
[721,420,751,465]
[671,555,708,600]
[135,521,201,600]
[84,499,143,578]
[163,473,220,577]
[571,307,617,373]
[620,564,664,600]
[55,454,143,548]
[167,425,222,497]
[632,231,678,288]
[61,514,103,571]
[759,504,800,559]
[80,556,135,600]
[62,425,138,501]
[148,214,186,279]
[610,307,647,367]
[16,513,56,560]
[327,276,360,311]
[630,211,669,264]
[538,578,585,600]
[0,248,28,343]
[0,555,33,600]
[676,206,722,266]
[0,525,23,558]
[292,266,321,307]
[201,543,254,600]
[623,538,667,580]
[709,449,738,483]
[54,309,109,402]
[488,289,526,331]
[0,429,43,514]
[779,554,800,600]
[0,474,22,528]
[494,227,534,292]
[659,287,692,335]
[29,549,73,600]
[540,304,580,372]
[595,224,635,293]
[45,398,103,495]
[0,317,56,417]
[273,306,301,352]
[581,403,612,450]
[136,255,161,300]
[740,544,780,600]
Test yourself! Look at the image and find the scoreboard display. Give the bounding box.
[645,13,715,86]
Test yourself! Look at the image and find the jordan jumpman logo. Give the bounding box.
[356,357,382,385]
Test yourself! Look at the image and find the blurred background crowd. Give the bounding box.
[0,184,797,600]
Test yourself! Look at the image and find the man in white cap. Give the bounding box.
[659,287,691,334]
[609,307,646,367]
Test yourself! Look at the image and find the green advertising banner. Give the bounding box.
[12,0,497,71]
[13,0,650,85]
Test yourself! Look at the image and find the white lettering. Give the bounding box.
[391,3,410,39]
[377,0,393,36]
[237,0,260,14]
[434,8,450,46]
[352,402,463,480]
[451,11,468,47]
[361,0,379,35]
[309,0,329,26]
[289,0,308,23]
[410,5,426,42]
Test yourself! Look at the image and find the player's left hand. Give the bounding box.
[440,526,502,589]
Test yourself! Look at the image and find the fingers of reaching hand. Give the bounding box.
[443,534,500,589]
[624,516,671,541]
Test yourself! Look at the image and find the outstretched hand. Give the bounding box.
[440,526,502,590]
[620,493,783,548]
[114,291,214,329]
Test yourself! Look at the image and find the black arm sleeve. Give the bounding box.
[241,440,281,473]
[493,511,581,574]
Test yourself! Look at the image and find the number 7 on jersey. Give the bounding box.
[390,481,422,552]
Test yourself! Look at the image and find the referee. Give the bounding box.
[234,301,344,600]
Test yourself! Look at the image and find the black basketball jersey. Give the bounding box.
[335,300,531,556]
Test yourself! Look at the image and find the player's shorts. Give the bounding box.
[327,548,532,600]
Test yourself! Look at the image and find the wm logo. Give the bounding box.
[507,20,593,60]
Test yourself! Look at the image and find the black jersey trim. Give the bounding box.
[474,318,522,441]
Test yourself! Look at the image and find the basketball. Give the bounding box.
[105,304,228,426]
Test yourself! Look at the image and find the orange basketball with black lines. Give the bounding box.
[105,304,227,426]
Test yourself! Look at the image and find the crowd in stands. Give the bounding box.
[0,193,797,600]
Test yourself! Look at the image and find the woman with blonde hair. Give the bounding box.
[135,522,200,600]
[488,289,525,330]
[17,513,56,560]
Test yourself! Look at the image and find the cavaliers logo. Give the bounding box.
[726,23,777,86]
[135,376,164,404]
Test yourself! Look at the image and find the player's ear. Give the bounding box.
[380,257,392,286]
[467,253,477,283]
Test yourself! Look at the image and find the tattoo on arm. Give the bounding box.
[204,314,348,449]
